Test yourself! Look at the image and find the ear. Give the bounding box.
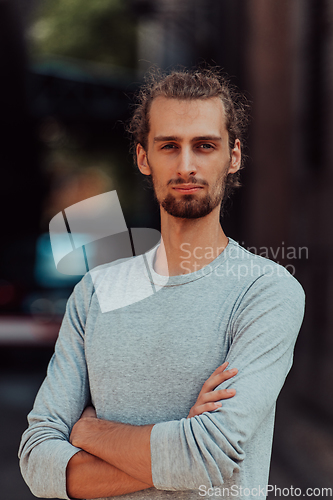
[228,139,241,174]
[136,143,151,176]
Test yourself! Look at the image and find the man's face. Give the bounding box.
[136,96,241,219]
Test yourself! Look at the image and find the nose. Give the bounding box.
[176,147,197,178]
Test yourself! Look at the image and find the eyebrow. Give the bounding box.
[153,135,222,143]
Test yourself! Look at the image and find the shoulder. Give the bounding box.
[225,238,305,313]
[224,244,305,346]
[227,238,304,284]
[79,254,155,313]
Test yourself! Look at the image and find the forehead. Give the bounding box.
[148,96,227,137]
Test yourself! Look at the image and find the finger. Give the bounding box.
[211,361,229,375]
[195,388,236,407]
[200,363,228,393]
[81,406,97,419]
[200,388,236,404]
[188,402,222,418]
[202,367,238,393]
[211,368,238,387]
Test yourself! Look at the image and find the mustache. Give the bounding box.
[167,177,209,186]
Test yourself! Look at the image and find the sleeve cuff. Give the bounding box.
[150,420,186,491]
[20,439,82,499]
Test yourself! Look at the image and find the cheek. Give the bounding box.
[150,160,173,183]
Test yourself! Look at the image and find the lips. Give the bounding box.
[172,184,204,194]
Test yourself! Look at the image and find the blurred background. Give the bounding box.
[0,0,332,498]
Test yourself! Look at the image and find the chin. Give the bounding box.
[161,195,219,219]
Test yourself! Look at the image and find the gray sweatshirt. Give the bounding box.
[19,238,305,499]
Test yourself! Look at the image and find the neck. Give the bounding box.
[154,206,229,276]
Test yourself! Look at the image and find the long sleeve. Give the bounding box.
[18,274,93,499]
[150,271,305,491]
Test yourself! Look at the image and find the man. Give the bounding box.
[19,68,305,499]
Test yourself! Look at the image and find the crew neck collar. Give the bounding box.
[144,237,238,287]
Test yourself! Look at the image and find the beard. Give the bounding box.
[148,159,229,219]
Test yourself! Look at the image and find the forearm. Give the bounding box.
[70,418,154,486]
[66,450,152,499]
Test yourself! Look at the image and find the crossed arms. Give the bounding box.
[67,363,238,499]
[19,271,305,499]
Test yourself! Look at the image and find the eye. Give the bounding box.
[161,144,177,150]
[198,143,215,150]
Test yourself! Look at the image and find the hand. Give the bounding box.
[80,405,97,419]
[187,362,238,418]
[70,406,97,448]
[69,417,154,486]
